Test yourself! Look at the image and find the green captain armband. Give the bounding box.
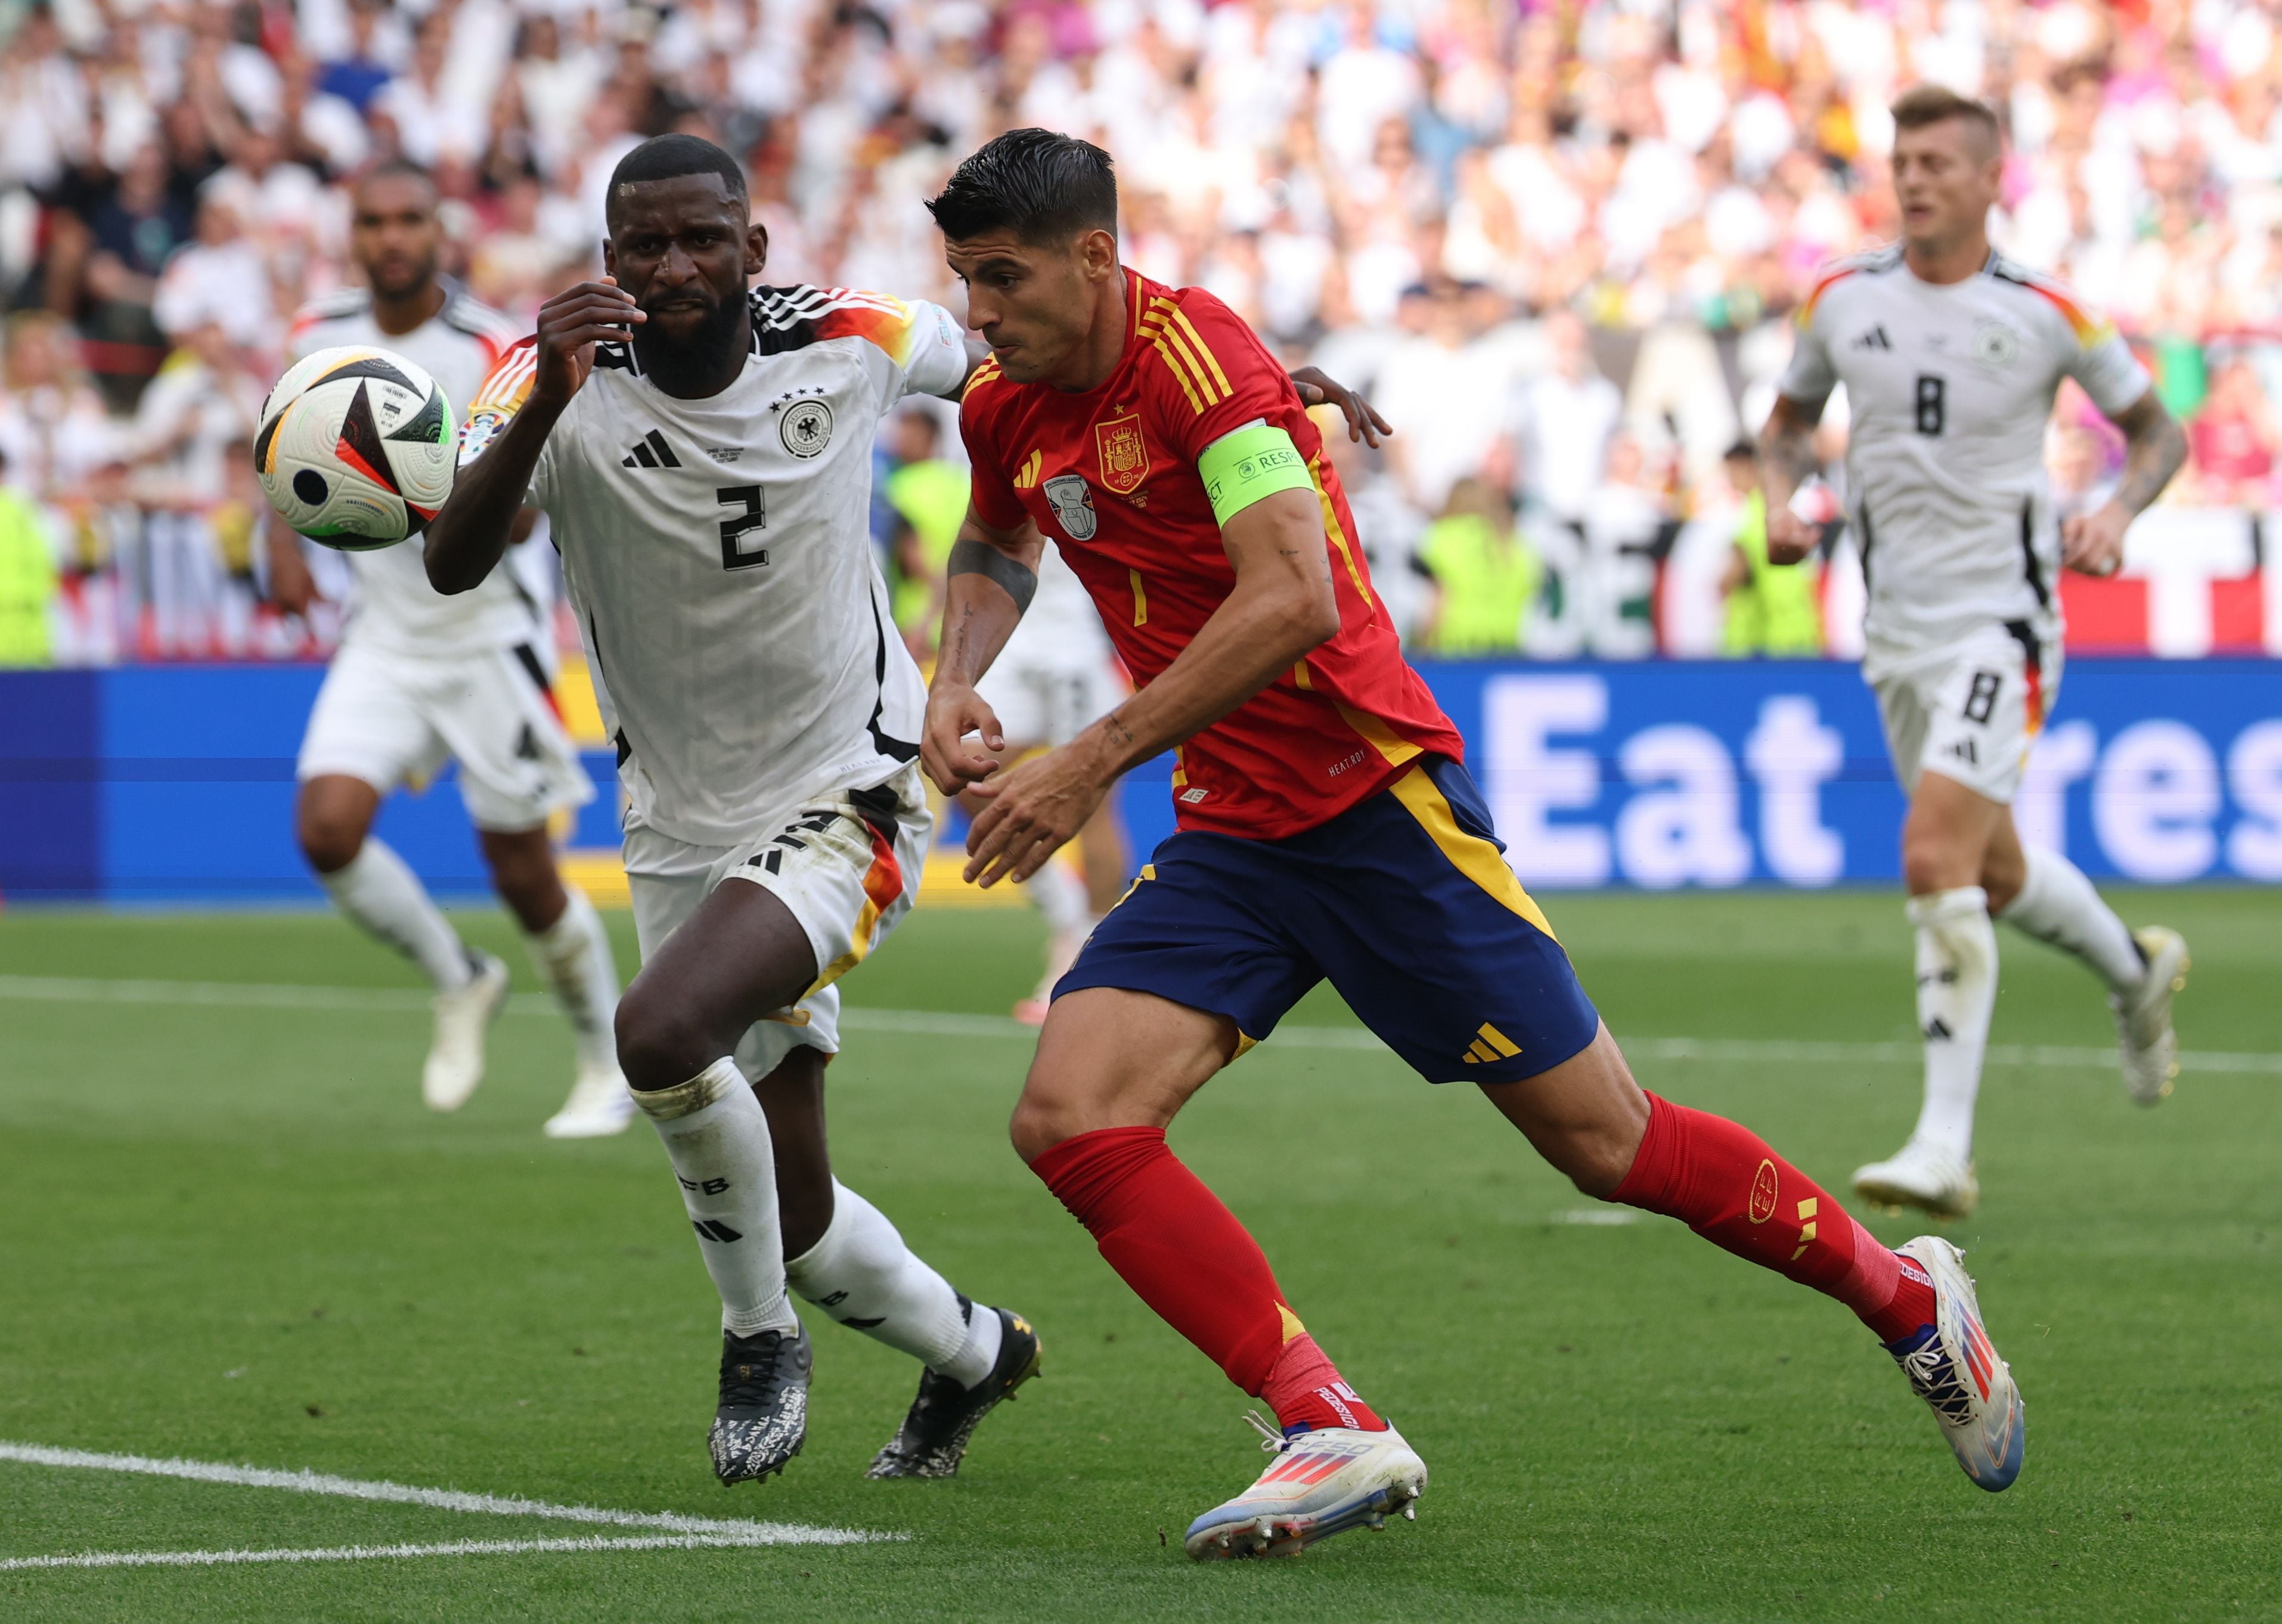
[1198,421,1314,526]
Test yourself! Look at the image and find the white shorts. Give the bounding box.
[976,653,1127,749]
[622,762,931,1081]
[297,640,593,832]
[1869,622,2061,805]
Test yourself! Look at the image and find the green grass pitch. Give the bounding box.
[1,890,2276,1621]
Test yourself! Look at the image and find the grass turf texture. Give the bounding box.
[0,891,2275,1622]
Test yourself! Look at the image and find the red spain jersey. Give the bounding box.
[960,270,1464,841]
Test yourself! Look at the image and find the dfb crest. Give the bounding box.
[1094,414,1150,495]
[1042,473,1098,540]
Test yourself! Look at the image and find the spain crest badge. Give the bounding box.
[1095,413,1150,495]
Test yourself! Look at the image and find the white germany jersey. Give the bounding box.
[1777,246,2150,666]
[289,287,547,656]
[461,285,969,847]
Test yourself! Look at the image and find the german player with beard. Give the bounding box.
[927,130,2029,1558]
[423,135,1042,1486]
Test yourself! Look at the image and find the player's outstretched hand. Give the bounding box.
[2060,502,2129,577]
[921,681,1006,798]
[531,278,644,408]
[963,745,1109,888]
[1289,365,1393,449]
[1763,504,1818,567]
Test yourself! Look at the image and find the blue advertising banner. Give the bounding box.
[3,658,2278,902]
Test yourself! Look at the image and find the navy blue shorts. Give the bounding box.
[1058,755,1600,1083]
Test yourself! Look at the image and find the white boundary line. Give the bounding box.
[0,1441,884,1549]
[0,1535,783,1572]
[3,972,2276,1075]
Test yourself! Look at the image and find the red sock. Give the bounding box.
[1260,1334,1385,1433]
[1031,1126,1383,1430]
[1611,1093,1930,1342]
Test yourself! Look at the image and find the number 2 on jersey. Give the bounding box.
[1914,374,1946,436]
[717,486,768,570]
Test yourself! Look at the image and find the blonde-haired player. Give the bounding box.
[1761,86,2191,1217]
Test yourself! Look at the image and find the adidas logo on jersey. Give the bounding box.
[622,429,682,469]
[1852,325,1894,351]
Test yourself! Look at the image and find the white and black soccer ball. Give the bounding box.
[255,346,457,550]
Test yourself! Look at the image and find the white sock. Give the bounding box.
[320,838,473,991]
[783,1179,1001,1384]
[525,887,620,1070]
[1998,844,2143,993]
[635,1059,796,1336]
[1023,856,1092,940]
[1906,887,1998,1163]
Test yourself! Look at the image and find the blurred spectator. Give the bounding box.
[1719,440,1821,658]
[153,190,279,349]
[2187,357,2280,507]
[0,312,116,501]
[1418,476,1537,656]
[881,407,966,646]
[0,446,57,667]
[1515,309,1623,530]
[128,322,263,658]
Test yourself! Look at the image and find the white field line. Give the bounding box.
[1,972,2277,1076]
[0,1534,787,1572]
[0,1441,883,1547]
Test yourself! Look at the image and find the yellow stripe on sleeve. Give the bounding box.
[1152,339,1208,414]
[1164,306,1232,398]
[1155,319,1226,407]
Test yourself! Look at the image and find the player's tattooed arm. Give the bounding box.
[1758,393,1826,566]
[426,280,641,594]
[961,487,1339,887]
[947,536,1037,617]
[922,512,1046,797]
[2064,390,2186,577]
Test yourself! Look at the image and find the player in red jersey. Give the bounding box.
[921,131,2027,1557]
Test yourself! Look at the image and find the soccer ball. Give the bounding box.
[255,346,456,550]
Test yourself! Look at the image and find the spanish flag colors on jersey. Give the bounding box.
[960,271,1464,841]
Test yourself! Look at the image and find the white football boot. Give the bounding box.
[1184,1413,1428,1560]
[1886,1236,2024,1491]
[1852,1138,1979,1219]
[421,952,511,1112]
[2113,926,2189,1106]
[542,1061,636,1139]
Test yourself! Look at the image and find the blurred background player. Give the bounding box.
[272,160,630,1139]
[1762,88,2191,1218]
[962,541,1131,1024]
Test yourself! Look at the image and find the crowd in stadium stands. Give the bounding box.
[2,0,2281,667]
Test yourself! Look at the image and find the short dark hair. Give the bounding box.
[356,157,436,202]
[606,134,748,228]
[926,128,1117,244]
[1890,84,2002,155]
[1723,438,1758,462]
